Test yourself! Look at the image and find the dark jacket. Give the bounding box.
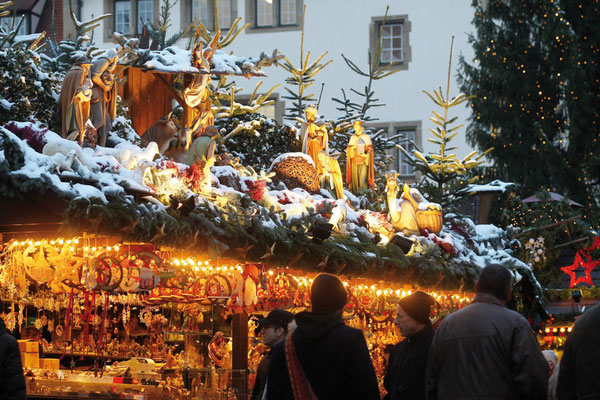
[426,293,548,400]
[557,302,600,400]
[251,349,271,400]
[266,311,380,400]
[0,319,27,400]
[383,322,434,400]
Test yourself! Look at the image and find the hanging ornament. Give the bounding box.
[55,324,64,337]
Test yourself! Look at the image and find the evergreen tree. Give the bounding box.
[458,0,600,207]
[281,6,332,120]
[399,37,490,211]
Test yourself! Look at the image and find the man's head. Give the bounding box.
[353,120,364,135]
[394,291,435,337]
[542,350,558,377]
[310,273,348,314]
[256,309,294,347]
[475,263,513,303]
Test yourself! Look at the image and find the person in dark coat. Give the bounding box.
[556,302,600,399]
[266,273,380,400]
[383,291,436,400]
[250,309,294,400]
[0,318,27,400]
[426,263,548,400]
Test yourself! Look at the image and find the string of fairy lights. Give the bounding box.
[0,236,473,305]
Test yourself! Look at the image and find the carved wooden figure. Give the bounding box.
[346,120,375,194]
[59,56,94,146]
[301,106,328,174]
[90,49,118,147]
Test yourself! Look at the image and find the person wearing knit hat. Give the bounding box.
[383,291,436,400]
[266,273,380,400]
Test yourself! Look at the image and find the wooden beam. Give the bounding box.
[231,313,248,400]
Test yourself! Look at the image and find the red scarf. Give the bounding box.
[285,333,317,400]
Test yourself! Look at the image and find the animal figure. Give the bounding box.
[140,112,179,154]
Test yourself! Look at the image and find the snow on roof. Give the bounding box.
[114,46,267,76]
[466,179,515,193]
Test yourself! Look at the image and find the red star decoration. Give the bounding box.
[561,251,598,287]
[579,236,600,259]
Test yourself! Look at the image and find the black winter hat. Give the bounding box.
[310,273,348,314]
[397,291,436,324]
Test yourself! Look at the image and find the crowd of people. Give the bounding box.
[250,264,599,400]
[2,264,599,400]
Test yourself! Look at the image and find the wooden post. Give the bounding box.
[231,313,248,399]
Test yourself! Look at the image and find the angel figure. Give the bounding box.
[346,120,375,194]
[317,151,344,200]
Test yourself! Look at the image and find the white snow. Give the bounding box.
[269,152,315,170]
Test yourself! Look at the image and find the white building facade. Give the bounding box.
[80,0,478,181]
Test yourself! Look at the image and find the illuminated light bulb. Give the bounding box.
[343,281,348,286]
[14,241,20,246]
[216,267,221,271]
[174,259,181,265]
[395,290,401,296]
[545,328,550,333]
[567,327,572,332]
[28,241,33,245]
[401,291,406,297]
[182,260,188,265]
[194,266,200,272]
[67,240,72,244]
[58,239,64,244]
[376,290,382,296]
[107,246,112,251]
[553,328,558,333]
[202,267,207,272]
[35,241,41,246]
[92,247,97,252]
[114,246,120,251]
[408,290,412,295]
[269,270,274,275]
[560,327,565,333]
[205,261,209,266]
[74,239,79,244]
[370,285,375,290]
[70,247,75,252]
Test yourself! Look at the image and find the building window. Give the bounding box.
[370,15,411,71]
[279,0,296,26]
[379,22,403,64]
[114,1,131,34]
[397,129,416,176]
[256,0,273,27]
[246,0,302,33]
[0,15,28,36]
[137,0,153,34]
[192,0,234,30]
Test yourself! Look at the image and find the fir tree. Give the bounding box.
[281,5,332,120]
[399,37,491,211]
[143,0,192,50]
[458,0,600,207]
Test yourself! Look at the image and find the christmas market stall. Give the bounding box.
[0,8,549,400]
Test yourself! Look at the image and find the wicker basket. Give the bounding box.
[416,209,443,235]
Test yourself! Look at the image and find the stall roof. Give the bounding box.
[522,192,584,207]
[121,46,267,77]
